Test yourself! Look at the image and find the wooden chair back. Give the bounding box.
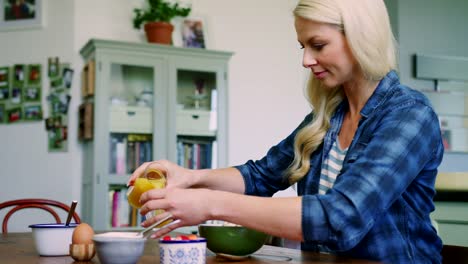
[0,198,81,233]
[442,244,468,264]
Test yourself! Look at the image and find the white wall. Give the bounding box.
[1,0,307,232]
[0,0,81,231]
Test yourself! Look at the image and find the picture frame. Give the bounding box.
[27,64,41,85]
[180,16,207,49]
[0,67,8,87]
[0,86,8,101]
[0,103,5,123]
[23,104,42,121]
[10,86,22,104]
[0,0,44,31]
[23,85,41,102]
[6,106,21,123]
[62,68,73,89]
[13,64,25,85]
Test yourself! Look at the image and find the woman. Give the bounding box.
[128,0,443,262]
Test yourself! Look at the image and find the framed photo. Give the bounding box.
[0,0,43,31]
[13,64,25,85]
[48,57,59,78]
[0,103,5,123]
[27,64,41,85]
[181,17,207,49]
[23,104,42,120]
[7,106,21,123]
[10,86,21,104]
[23,85,41,102]
[0,67,9,87]
[62,68,73,89]
[0,86,8,101]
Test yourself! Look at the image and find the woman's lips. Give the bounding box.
[314,70,327,79]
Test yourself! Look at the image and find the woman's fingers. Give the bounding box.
[127,161,152,186]
[139,190,168,216]
[140,211,173,228]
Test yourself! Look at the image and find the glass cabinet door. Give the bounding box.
[175,69,218,169]
[102,61,163,229]
[107,63,154,176]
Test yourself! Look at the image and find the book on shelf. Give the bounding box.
[177,136,215,169]
[109,134,153,175]
[109,187,145,228]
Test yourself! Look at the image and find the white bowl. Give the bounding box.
[93,232,146,264]
[159,237,207,264]
[29,223,77,256]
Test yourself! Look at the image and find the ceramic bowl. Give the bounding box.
[93,232,146,264]
[198,224,269,257]
[29,223,78,256]
[159,237,207,264]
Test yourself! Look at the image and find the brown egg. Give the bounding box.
[72,223,95,244]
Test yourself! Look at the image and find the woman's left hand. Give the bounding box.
[139,187,215,238]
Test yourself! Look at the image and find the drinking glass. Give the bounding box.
[127,162,167,219]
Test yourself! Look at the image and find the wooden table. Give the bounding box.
[0,232,380,263]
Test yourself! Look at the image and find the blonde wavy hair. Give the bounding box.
[287,0,397,183]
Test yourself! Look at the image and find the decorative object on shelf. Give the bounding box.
[181,17,206,49]
[132,0,191,45]
[186,78,207,109]
[136,86,153,107]
[0,0,44,31]
[45,57,74,152]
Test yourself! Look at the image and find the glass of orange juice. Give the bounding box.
[127,162,167,220]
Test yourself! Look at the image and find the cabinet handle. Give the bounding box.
[191,115,199,119]
[127,111,136,116]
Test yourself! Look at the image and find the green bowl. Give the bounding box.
[198,224,269,257]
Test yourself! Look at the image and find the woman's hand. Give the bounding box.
[127,160,198,189]
[138,187,215,238]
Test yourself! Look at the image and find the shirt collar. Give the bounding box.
[360,70,400,118]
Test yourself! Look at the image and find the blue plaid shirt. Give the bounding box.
[236,71,444,263]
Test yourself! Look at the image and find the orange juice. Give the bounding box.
[127,169,166,209]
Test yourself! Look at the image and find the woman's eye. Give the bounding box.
[298,44,304,50]
[313,44,325,50]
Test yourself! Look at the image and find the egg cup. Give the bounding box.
[69,243,96,261]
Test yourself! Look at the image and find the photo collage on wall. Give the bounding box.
[0,63,43,124]
[45,57,74,152]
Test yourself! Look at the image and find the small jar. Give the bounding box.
[127,162,167,218]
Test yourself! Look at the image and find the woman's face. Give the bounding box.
[295,16,358,88]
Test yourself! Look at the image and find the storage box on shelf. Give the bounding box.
[110,105,152,134]
[176,109,215,136]
[79,38,232,231]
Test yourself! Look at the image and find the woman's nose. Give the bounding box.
[302,49,318,68]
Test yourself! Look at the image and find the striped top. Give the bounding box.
[319,138,348,194]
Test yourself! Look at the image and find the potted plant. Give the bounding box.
[133,0,191,45]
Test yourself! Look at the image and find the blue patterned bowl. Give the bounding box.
[159,237,207,264]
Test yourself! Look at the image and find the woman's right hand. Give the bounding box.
[127,160,198,190]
